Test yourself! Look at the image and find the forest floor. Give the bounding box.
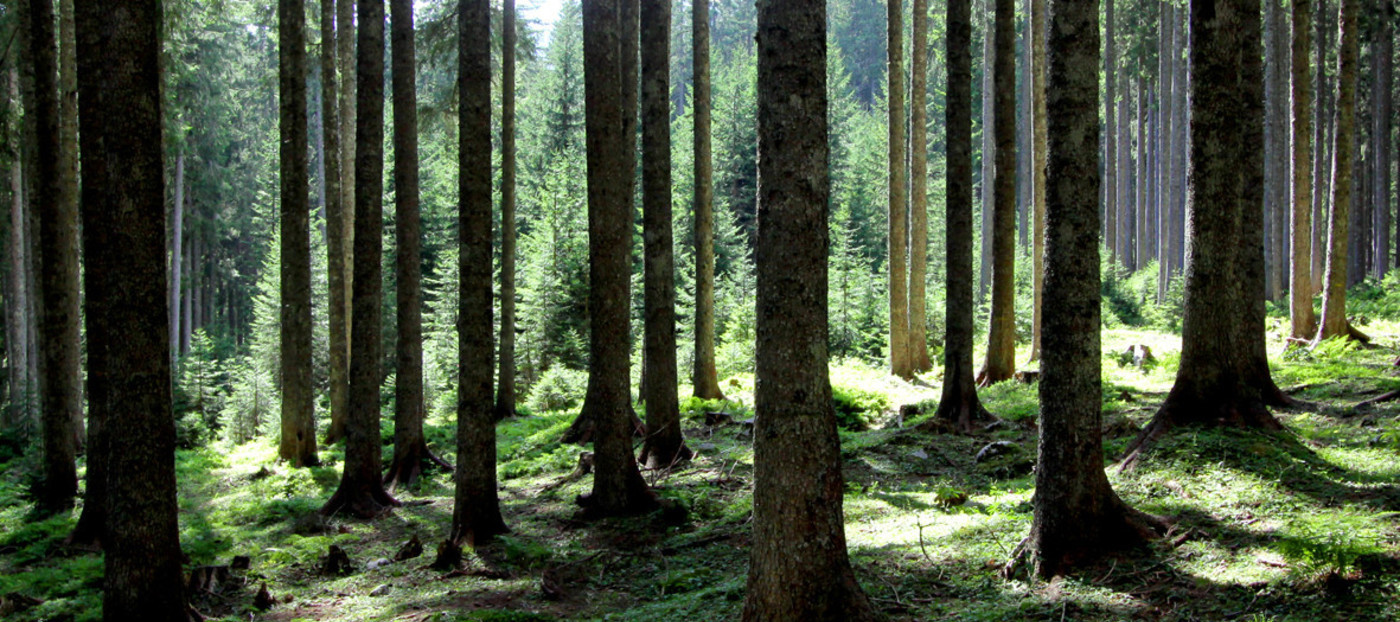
[3,322,1400,621]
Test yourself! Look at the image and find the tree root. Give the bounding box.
[1358,390,1400,408]
[383,442,454,491]
[1002,500,1167,580]
[919,399,997,435]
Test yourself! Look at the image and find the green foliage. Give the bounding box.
[679,396,752,421]
[831,381,890,431]
[525,366,589,413]
[1277,513,1391,578]
[1347,271,1400,321]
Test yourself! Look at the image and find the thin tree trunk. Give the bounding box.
[1371,5,1390,280]
[909,0,933,372]
[58,0,79,447]
[639,0,690,470]
[450,0,508,544]
[321,0,399,519]
[690,0,723,401]
[1105,0,1117,265]
[888,0,911,379]
[978,0,1017,386]
[74,0,190,615]
[929,0,994,433]
[181,235,192,354]
[1319,0,1358,340]
[170,154,183,362]
[1312,0,1331,295]
[1291,0,1318,339]
[1028,0,1045,362]
[326,0,356,446]
[496,0,519,420]
[322,0,350,446]
[30,0,80,515]
[743,1,876,617]
[384,0,447,489]
[980,0,994,300]
[1159,1,1177,300]
[5,68,29,435]
[279,0,318,469]
[1013,0,1164,575]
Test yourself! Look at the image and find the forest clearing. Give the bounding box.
[4,317,1400,621]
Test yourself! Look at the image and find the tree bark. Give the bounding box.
[1028,0,1046,362]
[170,154,184,363]
[571,0,656,519]
[1123,0,1286,464]
[321,0,399,519]
[5,69,30,437]
[690,0,724,401]
[743,1,876,618]
[326,0,356,446]
[74,0,190,616]
[384,0,447,490]
[1104,0,1117,267]
[1370,4,1390,280]
[1012,0,1164,576]
[30,0,80,515]
[496,0,519,420]
[279,0,319,469]
[322,0,350,447]
[909,0,933,373]
[1291,0,1317,340]
[978,0,1017,386]
[451,0,509,544]
[1311,0,1331,296]
[1319,0,1358,340]
[639,0,691,470]
[888,0,912,379]
[980,0,994,300]
[928,0,994,434]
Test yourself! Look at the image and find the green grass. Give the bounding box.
[2,322,1399,621]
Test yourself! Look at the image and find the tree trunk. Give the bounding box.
[1118,73,1130,268]
[326,0,356,446]
[321,0,398,519]
[181,234,193,354]
[30,0,80,515]
[571,0,656,519]
[450,0,508,544]
[279,0,318,469]
[1312,0,1331,295]
[1104,0,1117,267]
[888,0,911,379]
[1013,0,1164,576]
[384,0,446,490]
[929,0,994,433]
[170,154,184,362]
[743,1,876,618]
[74,0,190,615]
[1291,0,1317,340]
[1124,0,1286,463]
[1028,0,1046,363]
[322,0,350,447]
[5,66,30,435]
[980,1,994,300]
[978,0,1017,386]
[58,0,79,446]
[1264,0,1282,301]
[1159,2,1177,300]
[909,0,933,373]
[496,0,519,420]
[690,0,724,401]
[1371,5,1390,280]
[1319,0,1358,340]
[639,0,690,470]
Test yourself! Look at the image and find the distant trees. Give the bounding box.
[743,0,875,618]
[73,0,189,616]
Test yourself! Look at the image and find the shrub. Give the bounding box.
[526,366,589,413]
[830,382,890,431]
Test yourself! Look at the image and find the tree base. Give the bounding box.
[574,485,659,521]
[320,479,400,519]
[1003,499,1166,580]
[975,365,1015,388]
[1119,391,1283,469]
[921,398,996,435]
[383,441,453,491]
[561,406,645,445]
[639,439,693,470]
[450,511,510,549]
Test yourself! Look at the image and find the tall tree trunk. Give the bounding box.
[1371,5,1390,280]
[74,0,190,616]
[1105,0,1117,265]
[1264,0,1282,300]
[1159,1,1177,300]
[326,0,356,446]
[570,0,655,518]
[322,0,350,447]
[1028,0,1046,362]
[888,0,911,379]
[909,0,933,372]
[1291,0,1318,339]
[450,0,508,544]
[1312,0,1332,295]
[1124,0,1286,463]
[690,0,723,401]
[181,235,193,354]
[58,0,79,447]
[1269,0,1290,299]
[980,0,995,300]
[929,0,994,433]
[30,0,80,515]
[384,0,446,489]
[6,68,28,435]
[170,154,183,362]
[496,0,519,420]
[1012,0,1164,576]
[1171,9,1189,284]
[639,0,690,470]
[321,0,399,519]
[978,0,1017,386]
[1319,0,1358,340]
[279,0,318,469]
[743,1,876,618]
[1117,72,1130,268]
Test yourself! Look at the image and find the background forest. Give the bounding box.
[1,0,1400,620]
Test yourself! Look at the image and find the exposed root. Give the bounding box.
[919,399,997,435]
[320,482,400,519]
[561,406,645,445]
[1359,390,1400,408]
[383,442,454,491]
[1003,500,1167,580]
